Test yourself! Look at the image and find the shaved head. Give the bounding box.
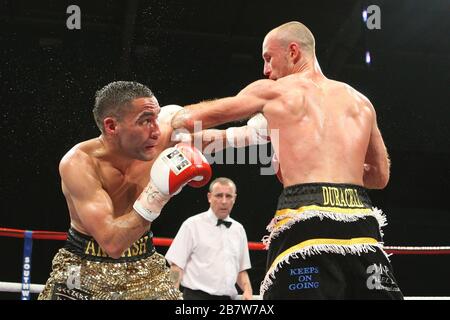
[267,21,316,57]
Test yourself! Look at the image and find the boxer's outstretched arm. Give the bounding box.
[60,150,151,258]
[363,105,390,189]
[172,79,277,131]
[162,104,267,151]
[188,113,270,152]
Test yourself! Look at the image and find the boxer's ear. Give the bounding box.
[104,117,117,134]
[289,42,301,63]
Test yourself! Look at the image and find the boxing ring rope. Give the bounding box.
[2,227,450,299]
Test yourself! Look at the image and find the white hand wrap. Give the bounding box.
[133,182,170,222]
[226,113,270,147]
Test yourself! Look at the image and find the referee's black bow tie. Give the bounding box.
[216,219,232,228]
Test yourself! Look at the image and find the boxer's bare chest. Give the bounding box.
[98,160,153,214]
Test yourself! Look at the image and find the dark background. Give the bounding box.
[1,0,449,299]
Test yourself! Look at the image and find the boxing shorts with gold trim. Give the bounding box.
[261,183,403,300]
[38,228,182,300]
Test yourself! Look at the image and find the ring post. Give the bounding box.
[21,230,33,300]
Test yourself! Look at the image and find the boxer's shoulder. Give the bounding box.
[60,139,100,176]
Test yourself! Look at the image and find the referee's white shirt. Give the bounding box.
[165,208,251,298]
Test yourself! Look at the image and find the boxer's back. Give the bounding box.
[265,75,374,187]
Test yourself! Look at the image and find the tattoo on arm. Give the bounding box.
[170,269,181,285]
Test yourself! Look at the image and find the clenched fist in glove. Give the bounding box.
[133,143,212,222]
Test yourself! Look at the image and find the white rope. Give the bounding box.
[0,281,44,293]
[0,282,448,300]
[384,246,450,250]
[404,296,450,300]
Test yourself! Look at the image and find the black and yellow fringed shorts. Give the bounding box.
[38,228,182,300]
[261,183,403,300]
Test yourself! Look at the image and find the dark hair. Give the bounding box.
[93,81,154,132]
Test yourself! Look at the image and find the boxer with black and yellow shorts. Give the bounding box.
[38,228,182,300]
[260,183,403,300]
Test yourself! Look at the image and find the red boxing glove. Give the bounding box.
[151,143,212,194]
[134,143,211,222]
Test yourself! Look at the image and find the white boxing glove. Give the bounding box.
[158,104,183,124]
[159,104,193,143]
[226,113,270,148]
